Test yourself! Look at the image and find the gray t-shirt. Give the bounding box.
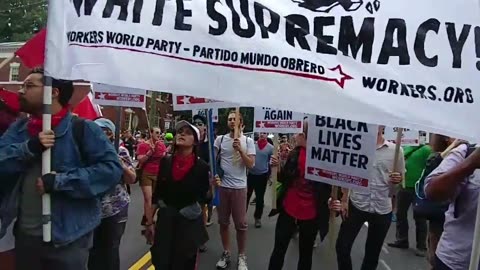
[215,134,256,189]
[19,161,43,236]
[249,143,274,175]
[425,144,480,270]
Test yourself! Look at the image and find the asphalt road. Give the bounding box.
[121,185,429,270]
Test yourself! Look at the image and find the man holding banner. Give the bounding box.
[331,126,405,270]
[0,69,123,270]
[214,111,255,270]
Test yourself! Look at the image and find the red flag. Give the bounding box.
[15,29,47,68]
[72,92,102,120]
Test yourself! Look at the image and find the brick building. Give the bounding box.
[0,42,173,133]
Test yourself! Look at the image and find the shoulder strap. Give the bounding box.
[71,116,86,163]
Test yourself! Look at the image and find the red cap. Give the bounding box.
[0,88,20,113]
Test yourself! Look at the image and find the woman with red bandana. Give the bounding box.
[247,132,274,228]
[144,120,209,270]
[268,120,332,270]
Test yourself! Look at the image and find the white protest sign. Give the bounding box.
[46,0,480,141]
[192,108,218,122]
[306,115,377,191]
[212,108,219,123]
[254,107,303,134]
[92,83,146,108]
[384,127,420,146]
[173,95,238,111]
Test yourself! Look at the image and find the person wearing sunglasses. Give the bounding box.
[137,127,167,226]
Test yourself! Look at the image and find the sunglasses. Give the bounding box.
[194,121,205,127]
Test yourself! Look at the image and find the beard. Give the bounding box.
[19,97,41,115]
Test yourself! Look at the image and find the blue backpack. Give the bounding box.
[414,144,476,222]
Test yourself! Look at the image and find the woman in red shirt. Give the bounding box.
[137,127,167,225]
[144,120,209,270]
[268,120,332,270]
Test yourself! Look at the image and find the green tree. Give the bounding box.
[0,0,47,42]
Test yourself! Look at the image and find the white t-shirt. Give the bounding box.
[215,134,256,189]
[0,222,15,252]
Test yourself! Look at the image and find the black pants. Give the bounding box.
[88,213,127,270]
[268,211,318,270]
[433,255,452,270]
[15,230,93,270]
[395,187,427,249]
[247,173,269,219]
[336,201,392,270]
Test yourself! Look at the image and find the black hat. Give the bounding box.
[193,114,207,125]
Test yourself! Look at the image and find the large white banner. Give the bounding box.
[173,95,238,111]
[254,107,304,134]
[92,83,146,108]
[306,115,377,191]
[46,0,480,141]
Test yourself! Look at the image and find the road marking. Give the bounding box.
[128,252,151,270]
[379,259,392,270]
[382,244,390,254]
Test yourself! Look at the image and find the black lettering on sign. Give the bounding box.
[226,0,255,38]
[378,19,410,65]
[314,17,338,55]
[285,14,311,51]
[152,0,166,26]
[475,27,480,71]
[175,0,192,31]
[264,110,293,120]
[338,16,375,63]
[254,3,280,39]
[311,147,368,170]
[414,19,440,67]
[207,0,227,35]
[73,0,98,16]
[317,130,362,150]
[446,23,471,69]
[103,0,130,21]
[315,116,368,133]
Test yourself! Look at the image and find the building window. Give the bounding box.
[9,63,20,81]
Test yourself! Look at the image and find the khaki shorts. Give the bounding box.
[140,173,157,189]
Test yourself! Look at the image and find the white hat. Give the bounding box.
[175,120,200,142]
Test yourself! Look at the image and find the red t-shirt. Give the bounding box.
[283,147,317,220]
[137,140,167,175]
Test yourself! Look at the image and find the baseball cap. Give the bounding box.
[175,120,200,142]
[94,118,116,134]
[193,114,207,125]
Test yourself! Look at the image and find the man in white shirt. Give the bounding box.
[214,111,256,270]
[330,125,405,270]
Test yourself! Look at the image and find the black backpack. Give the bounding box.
[414,144,476,221]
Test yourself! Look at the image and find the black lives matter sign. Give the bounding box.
[306,115,377,191]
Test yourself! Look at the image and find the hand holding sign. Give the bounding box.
[389,172,403,185]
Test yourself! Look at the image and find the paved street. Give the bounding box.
[121,185,428,270]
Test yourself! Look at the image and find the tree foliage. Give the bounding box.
[0,0,47,42]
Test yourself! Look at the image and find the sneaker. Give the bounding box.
[254,219,262,228]
[238,254,248,270]
[250,199,256,205]
[415,248,427,257]
[216,251,231,269]
[206,221,213,227]
[387,240,409,249]
[391,213,397,222]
